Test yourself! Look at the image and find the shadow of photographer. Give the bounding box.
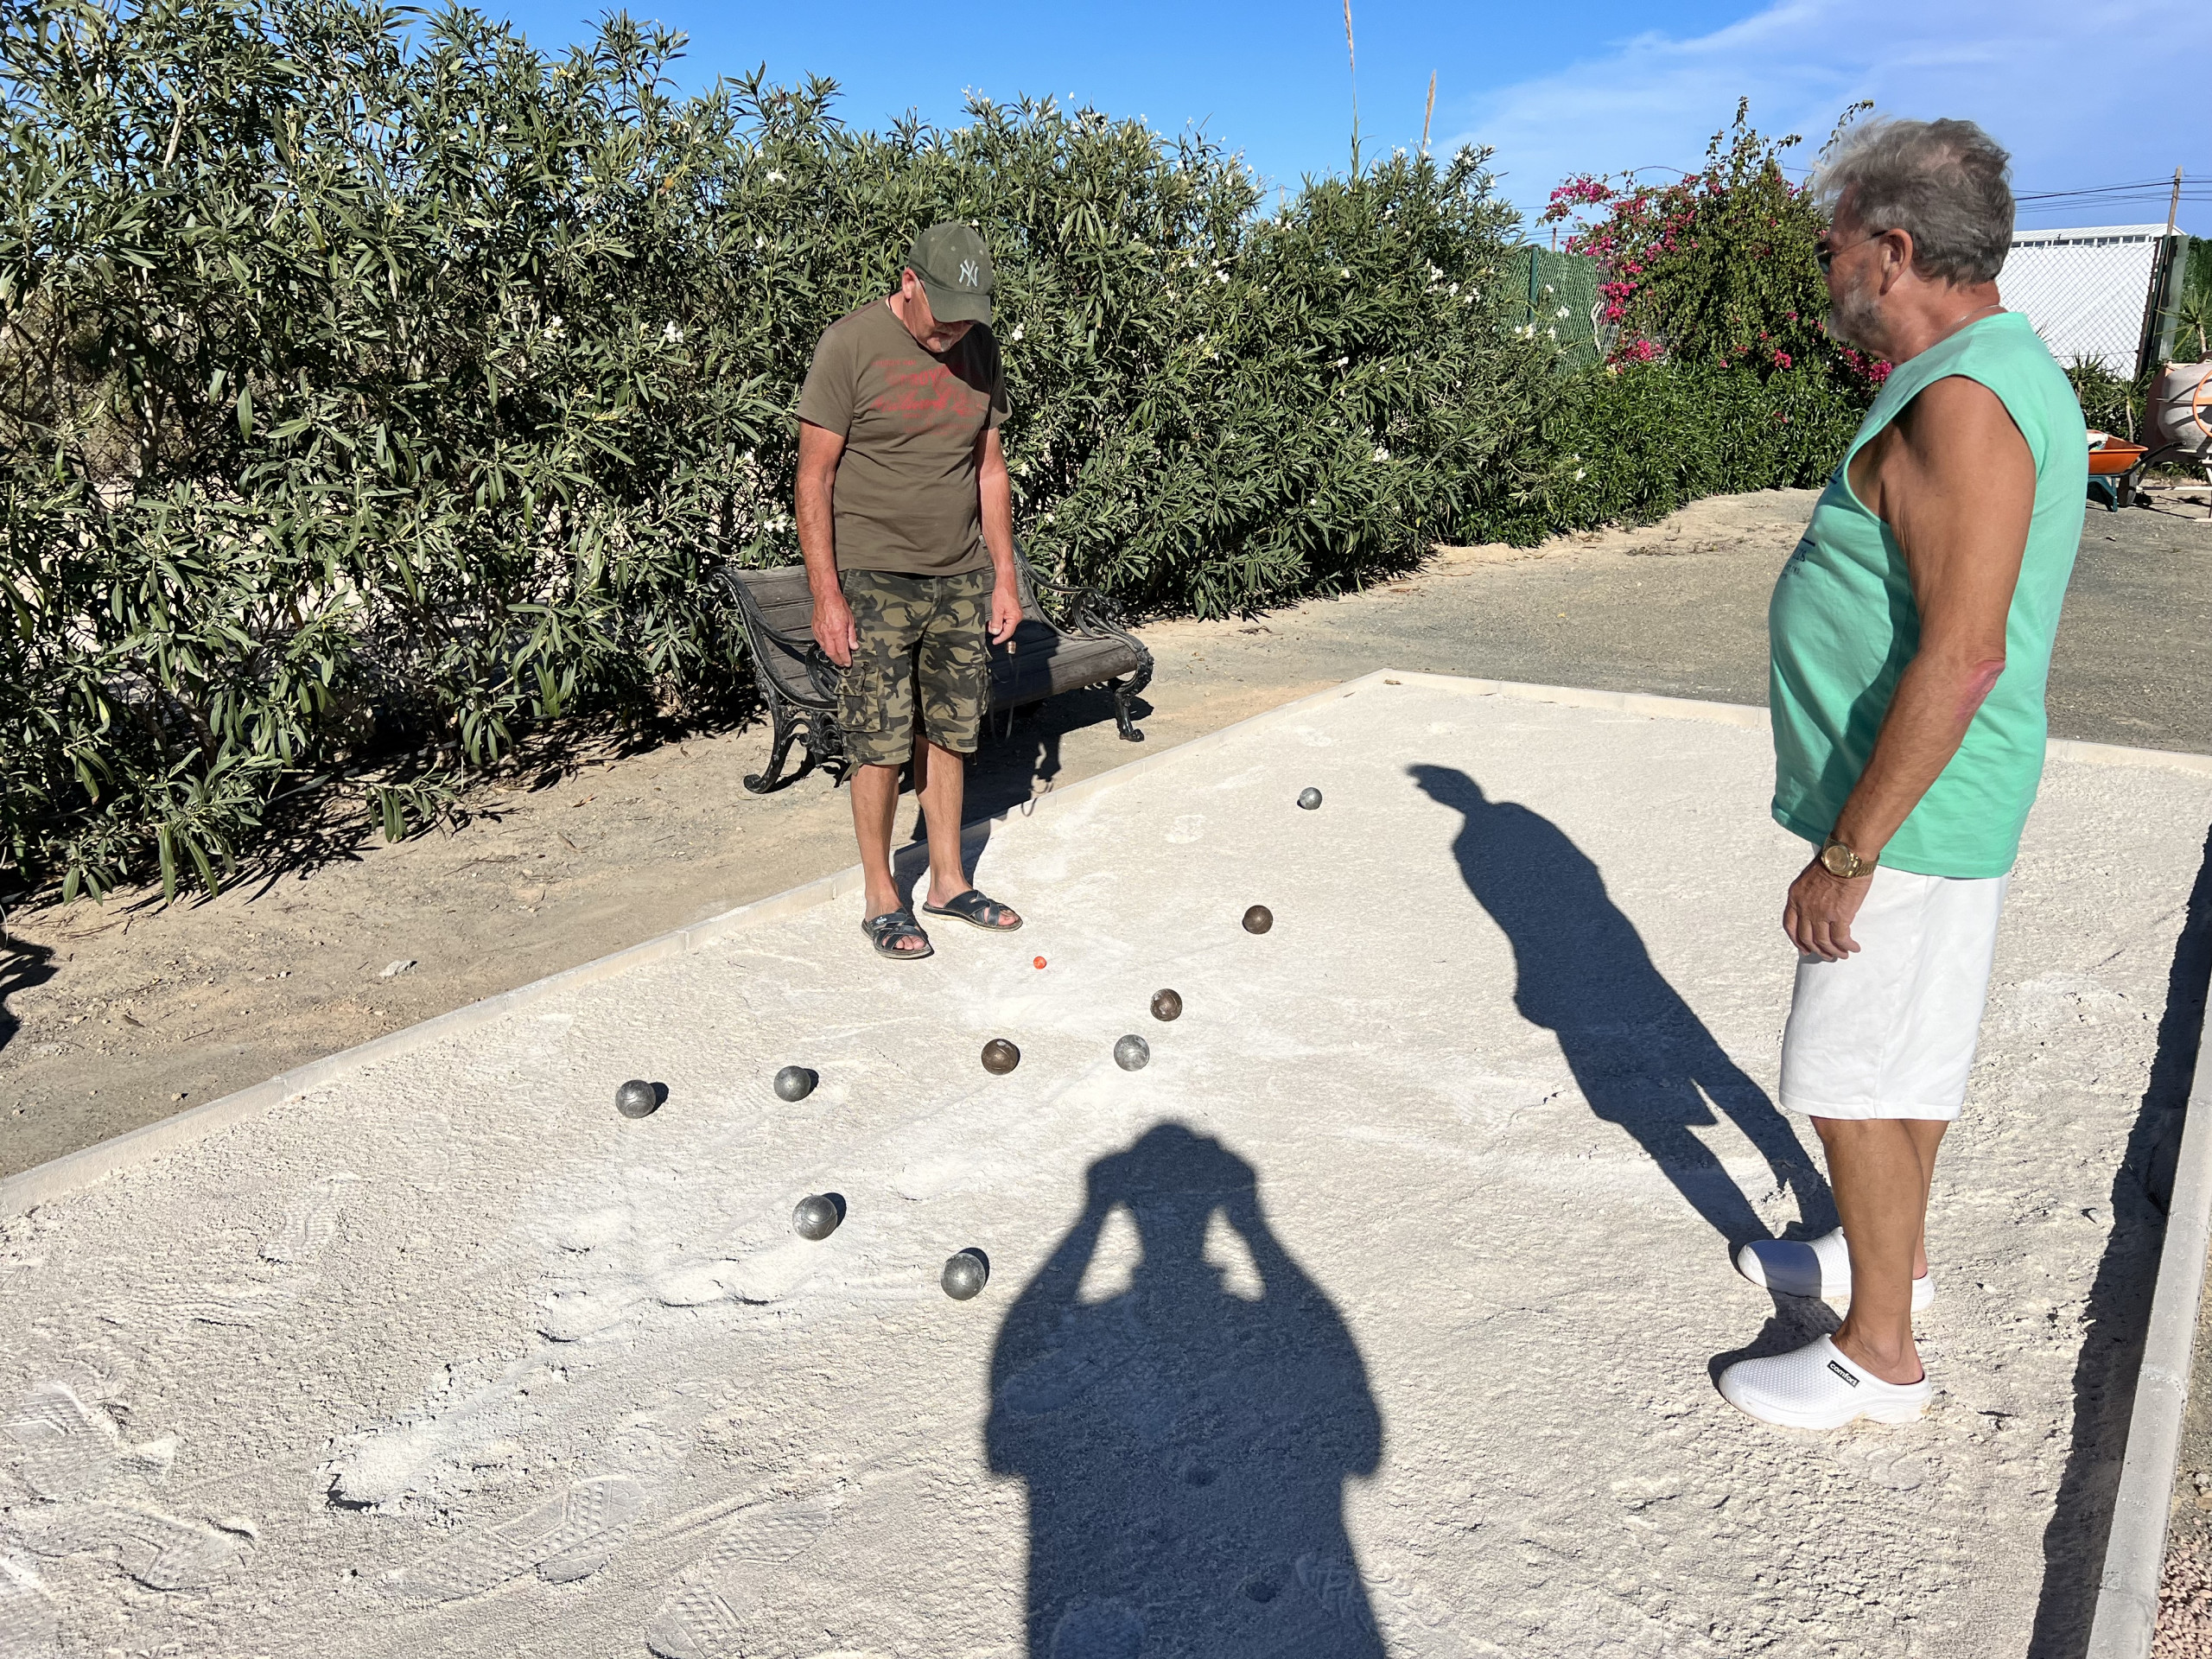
[988,1122,1387,1657]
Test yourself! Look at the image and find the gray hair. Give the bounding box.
[1810,117,2014,286]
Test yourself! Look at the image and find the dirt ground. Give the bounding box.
[3,481,2208,1183]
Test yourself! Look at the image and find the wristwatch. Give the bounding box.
[1820,836,1875,880]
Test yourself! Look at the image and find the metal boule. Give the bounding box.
[1243,905,1274,935]
[982,1039,1021,1076]
[1113,1034,1150,1071]
[1297,787,1323,810]
[614,1079,659,1119]
[942,1249,989,1300]
[792,1194,842,1241]
[773,1065,817,1103]
[1150,988,1183,1022]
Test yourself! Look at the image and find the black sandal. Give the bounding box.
[921,889,1024,931]
[861,908,934,960]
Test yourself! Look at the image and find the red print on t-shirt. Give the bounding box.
[869,359,986,429]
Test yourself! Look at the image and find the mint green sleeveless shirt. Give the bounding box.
[1768,311,2088,878]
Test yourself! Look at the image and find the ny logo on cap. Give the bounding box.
[960,259,979,286]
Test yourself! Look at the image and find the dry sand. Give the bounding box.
[3,678,2209,1656]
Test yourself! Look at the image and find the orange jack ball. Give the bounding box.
[1033,956,1046,969]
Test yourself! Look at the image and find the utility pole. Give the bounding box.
[1421,72,1435,160]
[2167,166,2183,236]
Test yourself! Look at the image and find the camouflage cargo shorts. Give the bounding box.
[835,566,995,767]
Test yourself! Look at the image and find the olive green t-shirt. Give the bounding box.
[795,300,1008,576]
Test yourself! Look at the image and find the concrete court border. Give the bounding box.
[3,669,2210,1656]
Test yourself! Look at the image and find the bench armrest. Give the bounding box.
[716,564,842,708]
[1014,543,1137,641]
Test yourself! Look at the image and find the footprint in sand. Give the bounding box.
[259,1174,356,1265]
[1294,1552,1376,1632]
[644,1492,836,1659]
[4,1381,254,1592]
[96,1274,293,1332]
[1048,1599,1144,1659]
[383,1475,643,1601]
[11,1500,254,1591]
[538,1286,644,1342]
[4,1382,174,1501]
[0,1556,60,1659]
[716,1242,823,1306]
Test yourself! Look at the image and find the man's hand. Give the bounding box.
[1784,856,1873,961]
[989,579,1021,647]
[812,589,859,668]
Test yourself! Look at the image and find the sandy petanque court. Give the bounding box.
[2,672,2209,1657]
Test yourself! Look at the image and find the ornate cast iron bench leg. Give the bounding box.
[1111,650,1154,741]
[744,708,803,794]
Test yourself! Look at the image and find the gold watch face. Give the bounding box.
[1821,842,1859,879]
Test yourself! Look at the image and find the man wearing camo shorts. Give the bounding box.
[795,221,1026,960]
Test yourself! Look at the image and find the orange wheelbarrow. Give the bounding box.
[2088,440,2149,512]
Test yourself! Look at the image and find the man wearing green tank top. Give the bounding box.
[1720,119,2088,1429]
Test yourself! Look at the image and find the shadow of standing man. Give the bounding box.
[1408,764,1825,1255]
[987,1123,1387,1658]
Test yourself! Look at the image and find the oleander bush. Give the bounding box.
[0,0,1852,902]
[1481,360,1866,543]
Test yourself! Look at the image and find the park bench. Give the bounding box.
[720,547,1154,793]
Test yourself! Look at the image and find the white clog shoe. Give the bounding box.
[1719,1334,1932,1429]
[1736,1226,1934,1312]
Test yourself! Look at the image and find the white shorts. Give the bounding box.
[1778,865,2010,1122]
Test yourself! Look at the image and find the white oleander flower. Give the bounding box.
[1009,325,1024,340]
[766,169,785,182]
[1373,447,1389,461]
[663,321,682,343]
[1574,468,1586,480]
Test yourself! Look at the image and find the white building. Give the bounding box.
[1999,224,2168,376]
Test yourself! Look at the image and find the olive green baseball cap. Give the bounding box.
[907,220,995,326]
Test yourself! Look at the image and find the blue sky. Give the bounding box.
[483,0,2205,237]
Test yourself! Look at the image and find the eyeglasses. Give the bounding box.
[1816,233,1883,275]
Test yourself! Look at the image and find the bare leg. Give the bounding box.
[912,734,1020,925]
[912,734,968,910]
[1815,1116,1948,1384]
[850,760,925,951]
[1907,1119,1944,1279]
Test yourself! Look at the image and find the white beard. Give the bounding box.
[1826,271,1882,352]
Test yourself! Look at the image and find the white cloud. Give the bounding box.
[1446,0,2203,233]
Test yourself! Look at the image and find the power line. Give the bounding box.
[2017,182,2211,203]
